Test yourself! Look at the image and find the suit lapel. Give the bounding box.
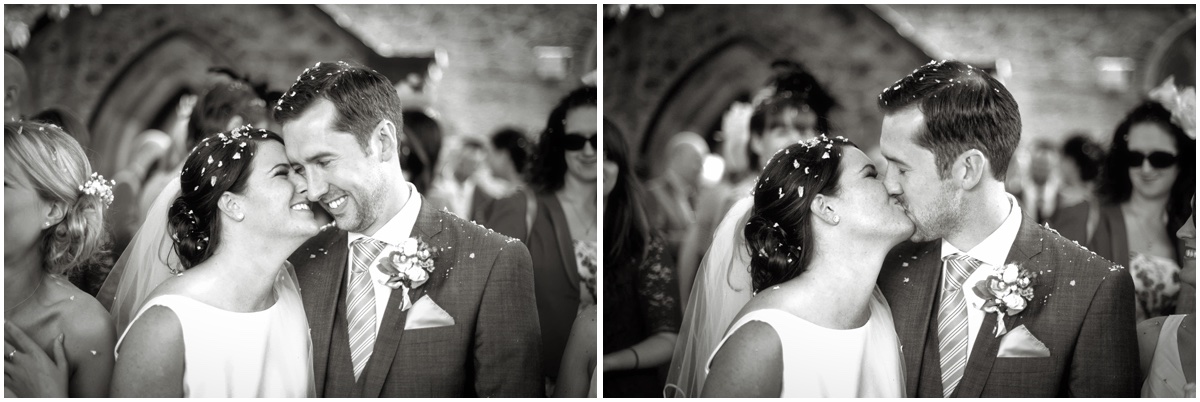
[294,230,349,397]
[361,200,445,397]
[891,242,941,396]
[955,216,1045,397]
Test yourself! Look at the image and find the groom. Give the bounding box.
[274,61,543,397]
[875,60,1140,397]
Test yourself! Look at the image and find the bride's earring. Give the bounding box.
[831,214,840,225]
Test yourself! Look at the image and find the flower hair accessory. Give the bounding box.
[374,237,439,311]
[971,263,1037,337]
[79,172,116,208]
[1148,76,1196,139]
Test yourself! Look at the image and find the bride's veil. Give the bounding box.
[663,196,756,397]
[98,176,184,334]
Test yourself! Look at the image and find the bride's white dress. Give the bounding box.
[706,287,905,398]
[115,265,314,397]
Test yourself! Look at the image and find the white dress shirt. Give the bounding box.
[346,182,422,333]
[938,194,1023,361]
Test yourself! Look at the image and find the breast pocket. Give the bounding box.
[402,325,461,345]
[991,356,1056,373]
[982,356,1060,397]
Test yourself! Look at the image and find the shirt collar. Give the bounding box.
[940,193,1023,268]
[347,182,422,247]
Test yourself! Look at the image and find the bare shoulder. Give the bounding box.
[42,277,114,344]
[116,305,182,355]
[702,319,783,397]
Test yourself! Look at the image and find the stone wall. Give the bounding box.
[324,4,596,140]
[604,4,934,172]
[604,4,1194,176]
[888,4,1194,147]
[14,4,595,175]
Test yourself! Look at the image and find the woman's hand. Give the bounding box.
[4,322,69,398]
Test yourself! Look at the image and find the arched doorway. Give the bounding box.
[639,37,773,175]
[89,30,231,177]
[1142,14,1195,91]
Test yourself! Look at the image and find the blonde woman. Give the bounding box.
[4,120,116,397]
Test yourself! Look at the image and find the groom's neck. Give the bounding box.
[359,178,412,237]
[944,181,1011,252]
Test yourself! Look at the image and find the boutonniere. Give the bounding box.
[971,263,1038,337]
[374,238,439,311]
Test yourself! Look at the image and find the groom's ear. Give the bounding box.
[954,149,988,190]
[809,194,840,226]
[372,119,399,163]
[218,192,245,222]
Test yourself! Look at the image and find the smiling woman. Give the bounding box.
[109,126,321,397]
[483,85,599,392]
[1091,99,1197,322]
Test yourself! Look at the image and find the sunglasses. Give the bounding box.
[1127,151,1178,169]
[563,133,597,151]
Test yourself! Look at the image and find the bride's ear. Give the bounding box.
[809,194,840,226]
[218,192,246,222]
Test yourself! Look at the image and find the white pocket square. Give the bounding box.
[404,295,456,330]
[996,324,1050,358]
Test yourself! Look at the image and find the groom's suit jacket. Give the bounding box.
[290,199,543,397]
[878,215,1140,397]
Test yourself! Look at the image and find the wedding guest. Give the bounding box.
[4,120,116,397]
[110,127,319,397]
[426,135,492,219]
[1056,134,1105,242]
[490,127,533,187]
[489,85,598,389]
[1090,100,1196,322]
[678,60,835,307]
[29,109,112,296]
[5,52,29,122]
[400,108,443,194]
[645,131,707,264]
[554,304,597,398]
[1137,195,1195,398]
[472,127,536,230]
[602,119,681,397]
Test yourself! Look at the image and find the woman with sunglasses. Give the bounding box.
[1090,100,1196,322]
[494,85,597,394]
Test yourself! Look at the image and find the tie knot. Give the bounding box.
[942,253,982,290]
[351,237,386,273]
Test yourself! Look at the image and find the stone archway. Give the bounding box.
[1142,14,1195,91]
[639,37,773,174]
[88,30,231,177]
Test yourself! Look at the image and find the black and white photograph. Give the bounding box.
[602,4,1194,398]
[4,4,596,397]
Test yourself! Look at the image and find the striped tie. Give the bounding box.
[348,238,384,381]
[937,253,982,397]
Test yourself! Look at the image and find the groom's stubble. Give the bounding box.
[906,179,965,243]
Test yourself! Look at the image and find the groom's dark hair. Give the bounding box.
[878,60,1020,180]
[272,61,404,153]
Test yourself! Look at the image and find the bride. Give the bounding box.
[107,126,326,397]
[671,135,913,397]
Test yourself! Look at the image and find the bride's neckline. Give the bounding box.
[750,307,873,332]
[153,289,281,315]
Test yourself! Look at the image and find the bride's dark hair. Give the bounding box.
[168,126,284,269]
[744,135,853,292]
